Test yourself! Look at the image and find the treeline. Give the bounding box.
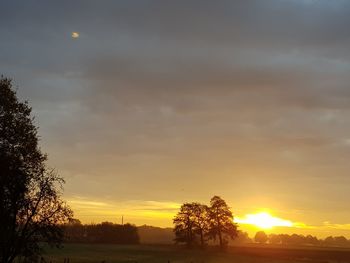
[173,196,238,248]
[255,231,350,247]
[63,220,139,244]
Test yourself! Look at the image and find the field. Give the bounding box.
[42,243,350,263]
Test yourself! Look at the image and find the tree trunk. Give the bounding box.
[216,211,223,248]
[218,229,223,248]
[200,229,204,247]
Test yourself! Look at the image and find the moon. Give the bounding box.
[71,32,79,39]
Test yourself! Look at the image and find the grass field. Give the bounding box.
[41,243,350,263]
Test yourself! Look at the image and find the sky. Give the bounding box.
[1,0,350,238]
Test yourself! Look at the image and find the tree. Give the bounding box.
[207,196,238,248]
[334,236,348,247]
[173,202,210,247]
[255,231,268,244]
[0,77,72,263]
[268,233,281,244]
[278,234,290,245]
[324,236,335,247]
[64,219,85,243]
[173,203,197,246]
[83,222,139,244]
[305,235,319,246]
[289,234,304,245]
[191,203,209,247]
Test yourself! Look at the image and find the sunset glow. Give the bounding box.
[3,0,350,240]
[235,212,294,229]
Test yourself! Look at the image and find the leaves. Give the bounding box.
[173,196,238,248]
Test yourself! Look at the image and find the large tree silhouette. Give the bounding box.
[173,197,237,249]
[0,78,72,263]
[207,196,238,248]
[173,203,197,247]
[191,203,209,247]
[173,202,210,247]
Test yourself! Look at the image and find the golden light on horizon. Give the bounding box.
[235,212,294,229]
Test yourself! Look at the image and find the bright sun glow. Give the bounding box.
[235,212,294,229]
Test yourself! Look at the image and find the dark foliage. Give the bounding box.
[173,196,238,249]
[0,77,72,263]
[265,232,350,247]
[255,231,268,244]
[64,220,139,244]
[173,203,197,247]
[207,196,238,248]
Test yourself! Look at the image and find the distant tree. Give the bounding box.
[207,196,238,248]
[84,222,139,244]
[334,236,348,247]
[255,231,268,244]
[173,203,197,246]
[324,236,335,246]
[64,219,84,243]
[268,234,281,244]
[289,234,304,245]
[278,234,290,245]
[191,203,209,247]
[64,221,139,244]
[305,235,319,246]
[0,77,72,263]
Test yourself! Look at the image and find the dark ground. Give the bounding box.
[41,243,350,263]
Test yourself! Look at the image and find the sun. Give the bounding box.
[235,212,293,229]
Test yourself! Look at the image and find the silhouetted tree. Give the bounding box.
[173,203,197,247]
[305,235,319,246]
[278,234,290,245]
[255,231,268,244]
[268,234,281,244]
[267,233,321,246]
[322,235,349,247]
[63,219,84,243]
[286,234,301,245]
[0,77,72,263]
[191,203,209,247]
[324,236,335,246]
[207,196,238,248]
[83,222,139,244]
[334,236,348,247]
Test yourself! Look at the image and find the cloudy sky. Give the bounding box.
[1,0,350,237]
